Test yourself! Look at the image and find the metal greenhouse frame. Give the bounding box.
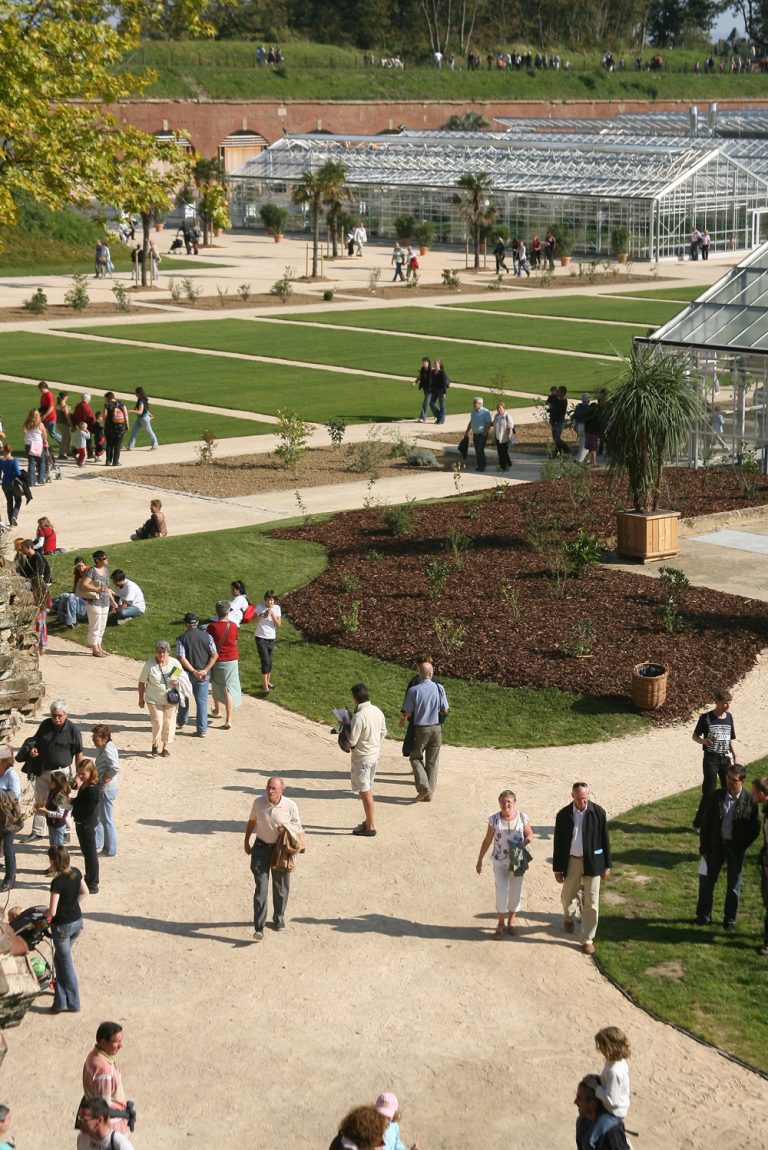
[227,129,768,260]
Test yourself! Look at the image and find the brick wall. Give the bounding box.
[108,97,767,157]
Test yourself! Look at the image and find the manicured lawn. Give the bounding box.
[69,319,618,396]
[272,307,638,357]
[0,332,531,423]
[48,524,645,748]
[441,295,683,327]
[620,285,707,302]
[0,373,271,445]
[599,787,768,1073]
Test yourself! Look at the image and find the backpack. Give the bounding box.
[111,403,126,426]
[0,790,24,833]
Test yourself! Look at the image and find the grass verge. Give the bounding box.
[48,523,645,748]
[0,376,271,446]
[441,296,683,327]
[619,285,708,302]
[599,786,768,1073]
[271,307,639,357]
[67,319,618,396]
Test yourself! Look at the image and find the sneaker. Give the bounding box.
[352,826,377,837]
[10,517,17,527]
[694,916,711,926]
[252,931,264,942]
[271,921,286,931]
[193,730,206,738]
[581,941,595,955]
[161,749,171,758]
[723,921,737,932]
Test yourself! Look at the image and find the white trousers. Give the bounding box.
[86,603,109,648]
[492,858,525,914]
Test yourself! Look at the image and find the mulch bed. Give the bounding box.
[274,469,768,722]
[0,302,157,322]
[338,275,670,300]
[161,292,320,311]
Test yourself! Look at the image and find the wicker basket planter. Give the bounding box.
[631,662,669,710]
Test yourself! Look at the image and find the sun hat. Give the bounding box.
[374,1093,398,1119]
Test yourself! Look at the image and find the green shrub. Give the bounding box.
[325,418,348,448]
[112,283,131,312]
[273,408,309,472]
[64,273,89,311]
[22,287,48,314]
[425,558,451,599]
[237,283,252,302]
[406,448,437,468]
[323,289,335,302]
[270,276,293,303]
[382,499,415,536]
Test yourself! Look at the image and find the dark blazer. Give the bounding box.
[699,787,760,857]
[552,800,611,877]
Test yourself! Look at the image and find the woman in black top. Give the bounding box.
[71,760,100,894]
[47,845,88,1013]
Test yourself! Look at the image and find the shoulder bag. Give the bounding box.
[75,576,100,603]
[160,665,180,706]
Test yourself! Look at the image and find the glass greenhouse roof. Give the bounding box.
[644,242,768,353]
[495,108,768,138]
[231,131,759,200]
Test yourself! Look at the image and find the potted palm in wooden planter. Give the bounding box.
[607,347,703,562]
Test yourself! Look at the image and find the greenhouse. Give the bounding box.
[227,128,768,260]
[637,241,768,468]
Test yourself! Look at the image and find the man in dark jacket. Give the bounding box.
[25,699,84,838]
[696,764,760,929]
[553,782,611,955]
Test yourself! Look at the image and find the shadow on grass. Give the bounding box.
[612,848,700,866]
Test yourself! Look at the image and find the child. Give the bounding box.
[35,771,70,848]
[73,421,90,467]
[33,516,58,555]
[92,411,105,460]
[374,1093,420,1150]
[590,1026,631,1121]
[36,600,49,657]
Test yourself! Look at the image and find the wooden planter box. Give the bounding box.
[615,509,680,563]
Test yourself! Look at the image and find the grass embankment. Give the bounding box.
[600,786,768,1073]
[69,318,618,395]
[272,307,639,357]
[49,525,645,748]
[621,285,708,302]
[123,39,768,103]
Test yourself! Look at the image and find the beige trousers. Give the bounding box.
[561,855,601,943]
[146,702,177,748]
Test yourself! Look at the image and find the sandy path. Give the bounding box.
[4,640,768,1149]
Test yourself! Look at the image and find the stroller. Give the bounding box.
[169,234,185,253]
[44,443,62,482]
[7,905,54,992]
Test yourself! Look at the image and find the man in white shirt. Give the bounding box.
[77,1097,134,1150]
[243,777,303,941]
[109,570,146,625]
[348,683,387,838]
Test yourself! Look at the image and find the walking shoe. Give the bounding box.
[0,880,13,892]
[564,919,575,934]
[252,931,264,942]
[88,884,99,894]
[271,921,286,931]
[161,749,171,758]
[193,730,206,738]
[581,941,595,955]
[352,826,377,837]
[151,746,159,757]
[723,921,737,932]
[413,790,429,802]
[694,916,711,926]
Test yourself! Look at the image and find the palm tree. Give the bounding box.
[193,155,226,247]
[319,160,350,259]
[454,172,496,269]
[606,346,704,512]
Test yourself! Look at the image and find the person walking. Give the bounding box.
[77,1097,135,1150]
[0,443,22,528]
[71,760,101,894]
[399,660,448,801]
[175,613,218,737]
[56,391,72,460]
[103,391,129,467]
[752,776,768,956]
[492,401,516,473]
[415,357,434,423]
[92,725,120,856]
[695,764,760,930]
[125,388,158,452]
[430,359,449,425]
[82,1021,132,1134]
[476,789,533,938]
[72,393,96,459]
[25,699,84,839]
[493,236,509,274]
[46,844,88,1013]
[254,590,281,694]
[207,600,242,729]
[243,776,304,940]
[137,640,183,757]
[23,409,47,487]
[465,397,492,473]
[348,682,387,838]
[553,782,612,955]
[0,746,22,892]
[391,243,406,282]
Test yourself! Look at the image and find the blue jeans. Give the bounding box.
[2,830,16,884]
[27,452,46,486]
[177,676,210,734]
[48,825,66,848]
[473,432,488,471]
[45,423,62,444]
[250,841,291,931]
[127,414,158,449]
[52,918,83,1011]
[696,847,747,925]
[57,593,88,627]
[116,605,143,620]
[95,784,119,855]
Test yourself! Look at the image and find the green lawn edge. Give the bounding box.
[49,522,645,749]
[598,786,768,1073]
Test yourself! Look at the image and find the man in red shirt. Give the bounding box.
[73,392,96,459]
[37,380,60,447]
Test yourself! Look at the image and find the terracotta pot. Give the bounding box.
[617,252,629,264]
[560,255,571,266]
[419,245,429,256]
[154,223,164,232]
[273,233,283,243]
[615,509,680,563]
[214,227,223,237]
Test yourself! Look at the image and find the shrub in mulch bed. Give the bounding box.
[275,469,768,723]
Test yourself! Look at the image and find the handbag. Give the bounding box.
[160,666,180,706]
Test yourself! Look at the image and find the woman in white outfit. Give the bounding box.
[476,789,533,939]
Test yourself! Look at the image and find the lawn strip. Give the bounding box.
[48,524,645,749]
[65,320,618,396]
[599,788,768,1073]
[439,296,683,327]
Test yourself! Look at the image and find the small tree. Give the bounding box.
[292,171,324,277]
[454,172,496,269]
[273,409,310,474]
[194,155,229,247]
